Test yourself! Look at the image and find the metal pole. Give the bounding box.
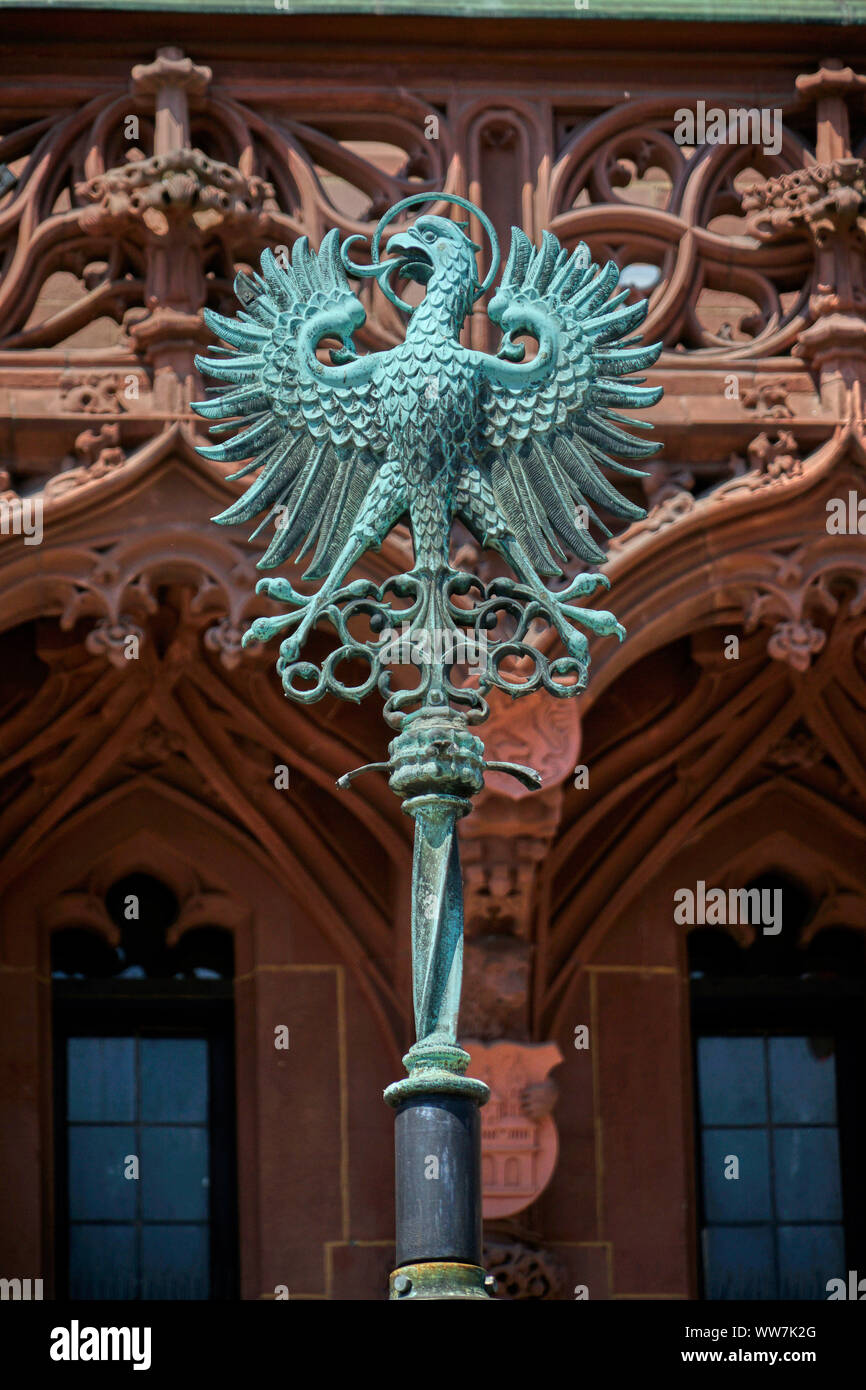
[340,704,539,1298]
[379,707,494,1300]
[391,1096,489,1299]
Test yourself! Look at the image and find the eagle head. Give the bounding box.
[386,215,481,294]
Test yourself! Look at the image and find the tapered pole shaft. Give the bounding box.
[383,706,493,1300]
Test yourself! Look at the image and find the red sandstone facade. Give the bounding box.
[1,10,865,1300]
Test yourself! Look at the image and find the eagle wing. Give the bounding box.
[193,230,393,577]
[474,228,662,574]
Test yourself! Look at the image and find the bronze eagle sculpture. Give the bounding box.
[192,193,661,720]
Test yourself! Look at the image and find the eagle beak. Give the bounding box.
[386,230,417,257]
[386,229,433,284]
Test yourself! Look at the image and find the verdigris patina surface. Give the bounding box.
[193,192,661,1296]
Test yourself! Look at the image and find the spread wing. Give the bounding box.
[192,230,392,577]
[475,228,662,574]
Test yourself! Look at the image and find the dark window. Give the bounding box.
[695,1034,844,1299]
[53,875,237,1300]
[690,875,866,1301]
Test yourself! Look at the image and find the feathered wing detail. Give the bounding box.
[192,229,391,577]
[474,227,662,573]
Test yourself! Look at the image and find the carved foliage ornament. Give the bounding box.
[742,159,866,248]
[77,150,272,239]
[484,1237,565,1301]
[744,543,866,672]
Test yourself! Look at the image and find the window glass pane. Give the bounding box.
[61,1017,228,1300]
[774,1127,842,1222]
[67,1038,135,1122]
[778,1224,846,1301]
[140,1127,209,1220]
[703,1226,776,1300]
[769,1037,836,1124]
[69,1224,137,1300]
[68,1126,137,1220]
[141,1225,209,1300]
[697,1037,767,1125]
[140,1039,208,1122]
[701,1127,772,1222]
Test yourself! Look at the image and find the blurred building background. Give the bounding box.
[0,0,865,1301]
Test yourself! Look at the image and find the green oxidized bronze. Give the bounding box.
[192,191,661,1295]
[390,1263,497,1301]
[193,191,661,726]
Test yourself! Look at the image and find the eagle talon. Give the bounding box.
[563,631,590,662]
[277,638,303,668]
[579,573,611,594]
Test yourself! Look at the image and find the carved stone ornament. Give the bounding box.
[743,159,866,248]
[484,1237,565,1300]
[77,149,272,239]
[608,489,695,553]
[478,684,581,798]
[742,543,847,672]
[460,1040,562,1218]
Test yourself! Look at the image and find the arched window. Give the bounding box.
[52,874,237,1300]
[689,873,866,1301]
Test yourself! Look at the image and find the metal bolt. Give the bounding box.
[393,1273,412,1295]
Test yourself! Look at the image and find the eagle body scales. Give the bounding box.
[374,257,479,569]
